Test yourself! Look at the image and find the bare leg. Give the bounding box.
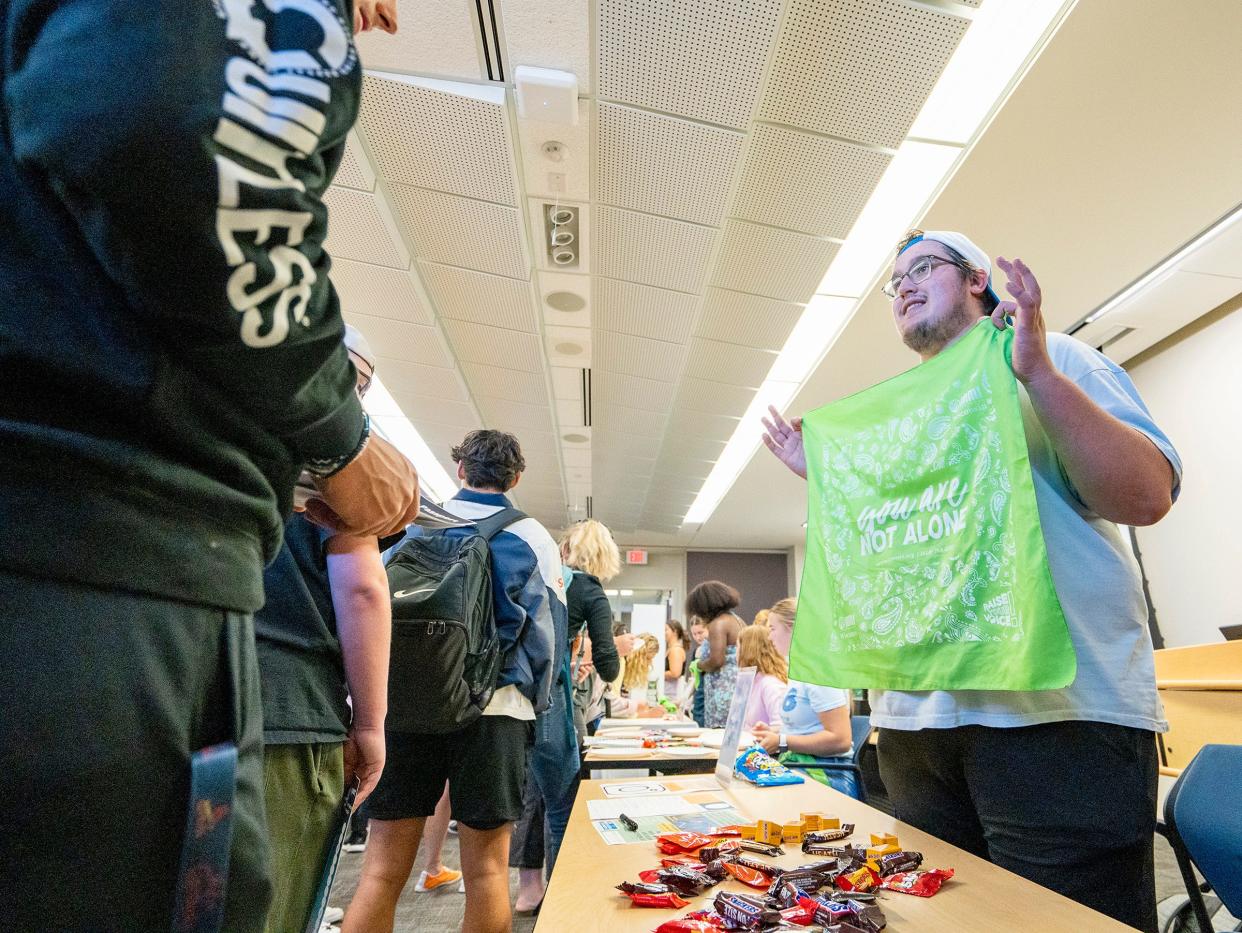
[342,817,425,933]
[457,823,514,933]
[420,784,452,874]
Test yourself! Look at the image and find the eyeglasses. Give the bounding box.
[882,255,972,299]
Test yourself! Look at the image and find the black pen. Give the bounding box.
[619,813,638,832]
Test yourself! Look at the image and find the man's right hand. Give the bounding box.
[760,405,807,479]
[305,434,420,537]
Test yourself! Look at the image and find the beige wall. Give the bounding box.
[610,549,687,625]
[1126,293,1242,647]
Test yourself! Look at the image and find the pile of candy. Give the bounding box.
[735,747,805,786]
[616,824,954,931]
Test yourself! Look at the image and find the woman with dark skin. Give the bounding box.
[686,581,744,728]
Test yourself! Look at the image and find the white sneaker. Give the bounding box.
[458,879,466,894]
[322,907,344,924]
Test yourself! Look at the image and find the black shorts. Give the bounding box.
[367,714,533,831]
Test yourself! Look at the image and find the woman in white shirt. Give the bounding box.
[750,598,857,796]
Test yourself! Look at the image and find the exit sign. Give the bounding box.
[626,549,648,565]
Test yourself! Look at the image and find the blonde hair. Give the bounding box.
[752,608,770,628]
[559,520,621,582]
[621,633,659,691]
[768,598,796,628]
[738,626,788,682]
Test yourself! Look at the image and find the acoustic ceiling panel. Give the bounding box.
[333,132,375,192]
[476,397,556,433]
[329,258,433,326]
[648,470,713,495]
[360,74,519,205]
[652,454,717,480]
[391,393,480,428]
[761,0,970,148]
[593,432,664,460]
[376,358,471,403]
[711,221,838,303]
[391,186,529,280]
[352,0,483,80]
[593,331,688,383]
[418,262,539,332]
[676,376,756,416]
[685,338,777,388]
[593,370,680,410]
[595,206,718,293]
[594,403,669,438]
[597,0,785,129]
[664,410,742,441]
[343,312,453,369]
[734,125,892,237]
[596,103,744,226]
[441,320,544,372]
[660,433,727,462]
[460,362,549,405]
[416,420,483,450]
[322,187,410,270]
[593,279,699,344]
[503,0,593,93]
[695,288,804,351]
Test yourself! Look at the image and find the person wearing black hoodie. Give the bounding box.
[0,3,419,930]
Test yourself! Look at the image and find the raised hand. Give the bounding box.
[993,256,1054,386]
[761,405,807,479]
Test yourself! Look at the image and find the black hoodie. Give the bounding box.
[0,0,367,611]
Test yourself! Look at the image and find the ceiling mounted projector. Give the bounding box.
[514,66,579,125]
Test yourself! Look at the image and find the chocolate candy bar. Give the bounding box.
[738,839,785,858]
[766,878,804,909]
[774,867,830,892]
[845,898,887,932]
[657,865,716,896]
[803,825,855,845]
[732,855,778,876]
[617,881,670,895]
[712,891,781,929]
[809,895,857,926]
[874,850,923,876]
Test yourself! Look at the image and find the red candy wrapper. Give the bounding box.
[835,865,881,893]
[622,890,690,908]
[779,902,819,926]
[879,867,955,897]
[639,869,664,884]
[661,856,708,870]
[656,832,715,854]
[721,861,770,889]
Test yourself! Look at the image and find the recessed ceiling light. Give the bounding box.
[554,342,583,355]
[563,432,589,443]
[546,291,586,312]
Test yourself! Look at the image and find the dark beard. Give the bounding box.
[901,305,978,357]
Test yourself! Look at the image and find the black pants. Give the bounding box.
[0,568,271,932]
[878,721,1158,932]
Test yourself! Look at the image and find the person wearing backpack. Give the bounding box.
[344,430,564,933]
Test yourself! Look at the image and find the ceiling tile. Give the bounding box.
[696,289,803,351]
[330,258,433,326]
[593,371,679,411]
[441,320,544,372]
[477,397,556,434]
[664,410,742,440]
[711,221,838,303]
[676,377,756,416]
[596,103,744,226]
[419,262,539,332]
[395,394,480,427]
[594,279,698,343]
[761,0,969,148]
[595,206,718,293]
[344,312,453,369]
[353,1,483,80]
[597,0,785,129]
[333,131,375,192]
[360,74,518,204]
[594,403,669,438]
[375,358,470,403]
[461,363,549,404]
[323,187,410,270]
[734,125,891,237]
[659,434,727,462]
[391,186,529,280]
[685,339,777,388]
[594,331,688,382]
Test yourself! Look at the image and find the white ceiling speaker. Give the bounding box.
[546,291,586,312]
[514,66,579,125]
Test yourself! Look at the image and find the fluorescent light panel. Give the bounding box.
[364,375,459,502]
[681,0,1075,528]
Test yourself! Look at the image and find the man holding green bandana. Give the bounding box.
[762,229,1180,932]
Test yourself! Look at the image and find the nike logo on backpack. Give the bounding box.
[393,587,437,599]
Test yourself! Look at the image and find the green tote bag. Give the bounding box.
[791,320,1075,691]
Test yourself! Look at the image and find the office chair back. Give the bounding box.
[1165,743,1242,921]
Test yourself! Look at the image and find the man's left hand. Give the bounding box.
[993,256,1055,387]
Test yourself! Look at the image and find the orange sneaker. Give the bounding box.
[414,867,463,892]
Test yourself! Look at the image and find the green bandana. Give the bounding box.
[792,320,1075,691]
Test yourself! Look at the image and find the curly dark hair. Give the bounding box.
[685,580,741,622]
[451,430,526,491]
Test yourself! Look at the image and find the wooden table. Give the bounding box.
[580,727,739,779]
[538,776,1131,932]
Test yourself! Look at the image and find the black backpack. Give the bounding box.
[383,507,526,734]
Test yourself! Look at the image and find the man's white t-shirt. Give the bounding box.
[870,330,1182,732]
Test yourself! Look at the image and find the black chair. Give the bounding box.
[782,714,873,803]
[1161,744,1242,933]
